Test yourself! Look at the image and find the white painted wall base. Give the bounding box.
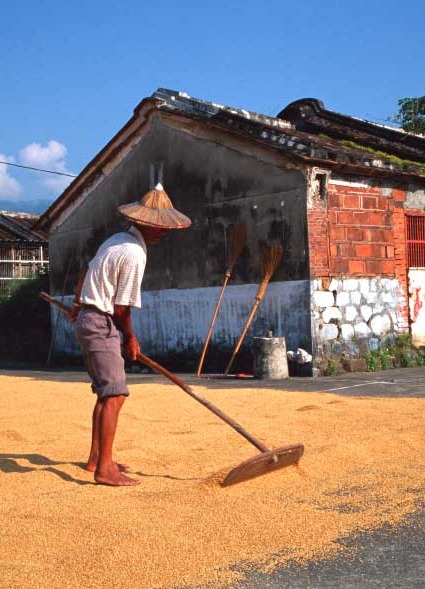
[52,281,312,361]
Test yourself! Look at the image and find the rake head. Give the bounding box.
[221,443,304,487]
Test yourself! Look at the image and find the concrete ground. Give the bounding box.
[232,506,425,589]
[4,362,424,398]
[180,365,425,398]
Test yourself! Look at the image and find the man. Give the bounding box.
[73,184,191,486]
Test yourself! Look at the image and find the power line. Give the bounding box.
[0,160,77,178]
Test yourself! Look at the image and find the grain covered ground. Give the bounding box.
[0,371,424,589]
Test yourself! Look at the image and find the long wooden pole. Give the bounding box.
[45,261,71,367]
[224,243,283,376]
[196,271,230,376]
[38,291,270,454]
[135,352,269,453]
[196,224,246,376]
[224,298,261,376]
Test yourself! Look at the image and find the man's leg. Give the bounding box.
[76,310,136,484]
[94,395,140,486]
[85,397,131,473]
[85,397,103,472]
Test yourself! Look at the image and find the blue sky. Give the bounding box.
[1,0,424,209]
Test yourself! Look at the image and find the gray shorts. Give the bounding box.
[75,307,129,399]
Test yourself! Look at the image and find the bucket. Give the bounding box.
[252,336,288,379]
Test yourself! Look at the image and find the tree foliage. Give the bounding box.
[394,96,425,134]
[0,272,51,362]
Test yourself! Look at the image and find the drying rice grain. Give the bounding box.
[0,373,423,588]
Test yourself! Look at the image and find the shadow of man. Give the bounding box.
[0,453,95,485]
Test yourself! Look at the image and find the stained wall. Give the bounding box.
[49,115,312,370]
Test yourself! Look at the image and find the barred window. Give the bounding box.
[406,215,425,267]
[0,243,49,294]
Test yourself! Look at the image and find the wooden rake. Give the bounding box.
[224,241,283,376]
[196,223,247,376]
[39,290,303,486]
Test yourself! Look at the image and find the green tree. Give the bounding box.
[394,96,425,134]
[0,271,51,362]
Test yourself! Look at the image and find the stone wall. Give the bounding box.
[311,277,403,370]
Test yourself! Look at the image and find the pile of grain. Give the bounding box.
[0,372,423,588]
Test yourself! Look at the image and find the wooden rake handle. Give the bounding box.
[224,242,283,376]
[39,291,71,315]
[197,223,247,376]
[224,275,273,376]
[196,270,231,376]
[136,353,269,453]
[224,292,264,377]
[38,291,269,454]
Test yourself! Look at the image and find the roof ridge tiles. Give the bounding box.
[152,88,293,132]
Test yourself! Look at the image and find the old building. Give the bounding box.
[281,98,425,361]
[35,89,425,373]
[0,212,49,296]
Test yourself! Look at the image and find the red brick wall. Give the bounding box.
[306,197,329,277]
[307,179,411,328]
[308,182,409,277]
[327,183,395,276]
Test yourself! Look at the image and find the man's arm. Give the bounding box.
[113,304,141,361]
[68,268,88,322]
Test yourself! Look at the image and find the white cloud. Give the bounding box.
[41,173,73,195]
[19,140,67,169]
[0,154,22,199]
[19,140,74,195]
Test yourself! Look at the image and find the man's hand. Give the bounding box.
[67,302,81,323]
[123,334,141,362]
[113,305,141,361]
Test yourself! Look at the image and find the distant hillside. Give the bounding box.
[0,199,54,214]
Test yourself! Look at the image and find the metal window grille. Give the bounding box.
[0,243,49,294]
[406,216,425,268]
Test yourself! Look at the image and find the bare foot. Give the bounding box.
[94,463,140,486]
[85,461,130,473]
[85,461,97,472]
[95,472,141,486]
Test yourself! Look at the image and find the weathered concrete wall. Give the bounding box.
[408,268,425,347]
[405,184,425,210]
[49,116,308,294]
[53,280,312,373]
[47,115,311,367]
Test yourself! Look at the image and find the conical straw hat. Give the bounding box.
[118,183,192,229]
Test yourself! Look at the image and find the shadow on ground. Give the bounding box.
[0,453,95,485]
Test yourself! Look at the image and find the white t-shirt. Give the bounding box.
[80,226,147,314]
